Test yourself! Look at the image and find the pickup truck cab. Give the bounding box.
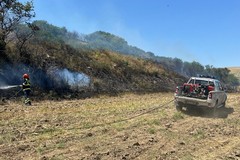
[174,76,227,112]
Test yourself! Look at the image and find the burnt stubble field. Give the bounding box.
[0,93,240,160]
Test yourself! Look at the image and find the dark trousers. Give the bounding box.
[24,90,31,105]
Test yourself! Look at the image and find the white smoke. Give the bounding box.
[0,77,19,90]
[57,68,90,88]
[48,67,91,91]
[0,77,7,88]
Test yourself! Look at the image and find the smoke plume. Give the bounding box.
[0,77,6,87]
[0,63,91,93]
[47,67,91,91]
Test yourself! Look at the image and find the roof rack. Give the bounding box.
[197,74,216,79]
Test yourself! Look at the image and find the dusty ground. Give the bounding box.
[0,92,240,160]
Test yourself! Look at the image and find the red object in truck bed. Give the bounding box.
[208,85,214,91]
[183,83,198,92]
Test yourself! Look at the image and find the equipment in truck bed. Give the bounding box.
[174,76,227,114]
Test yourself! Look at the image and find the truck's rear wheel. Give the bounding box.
[222,97,227,108]
[213,100,219,117]
[222,101,226,108]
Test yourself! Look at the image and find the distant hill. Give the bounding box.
[29,21,239,80]
[84,31,155,59]
[228,67,240,91]
[27,21,204,77]
[228,67,240,79]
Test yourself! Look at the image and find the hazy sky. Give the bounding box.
[20,0,240,67]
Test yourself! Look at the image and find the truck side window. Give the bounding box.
[219,82,224,91]
[215,82,219,91]
[188,79,194,84]
[215,81,223,91]
[209,82,214,87]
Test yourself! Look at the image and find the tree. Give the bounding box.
[204,65,213,75]
[191,61,204,75]
[0,0,35,60]
[14,23,39,56]
[173,58,183,74]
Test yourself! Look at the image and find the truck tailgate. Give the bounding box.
[175,96,212,107]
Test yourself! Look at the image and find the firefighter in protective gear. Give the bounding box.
[21,74,31,105]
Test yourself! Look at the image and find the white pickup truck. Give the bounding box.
[174,76,227,112]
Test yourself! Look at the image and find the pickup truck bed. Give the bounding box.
[174,76,227,111]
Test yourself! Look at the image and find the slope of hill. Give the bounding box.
[228,67,240,91]
[228,67,240,81]
[28,21,239,82]
[1,20,238,98]
[0,33,186,98]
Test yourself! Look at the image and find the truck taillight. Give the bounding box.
[175,87,179,94]
[209,93,212,99]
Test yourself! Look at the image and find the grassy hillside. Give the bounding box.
[0,36,186,98]
[27,42,186,94]
[1,20,238,98]
[228,67,240,91]
[0,21,237,96]
[228,67,240,80]
[0,20,189,99]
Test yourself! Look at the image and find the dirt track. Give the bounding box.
[0,93,240,160]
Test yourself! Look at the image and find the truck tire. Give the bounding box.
[222,97,227,108]
[213,100,219,117]
[222,101,226,108]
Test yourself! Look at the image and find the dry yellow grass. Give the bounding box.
[229,67,240,79]
[228,67,240,91]
[0,92,240,160]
